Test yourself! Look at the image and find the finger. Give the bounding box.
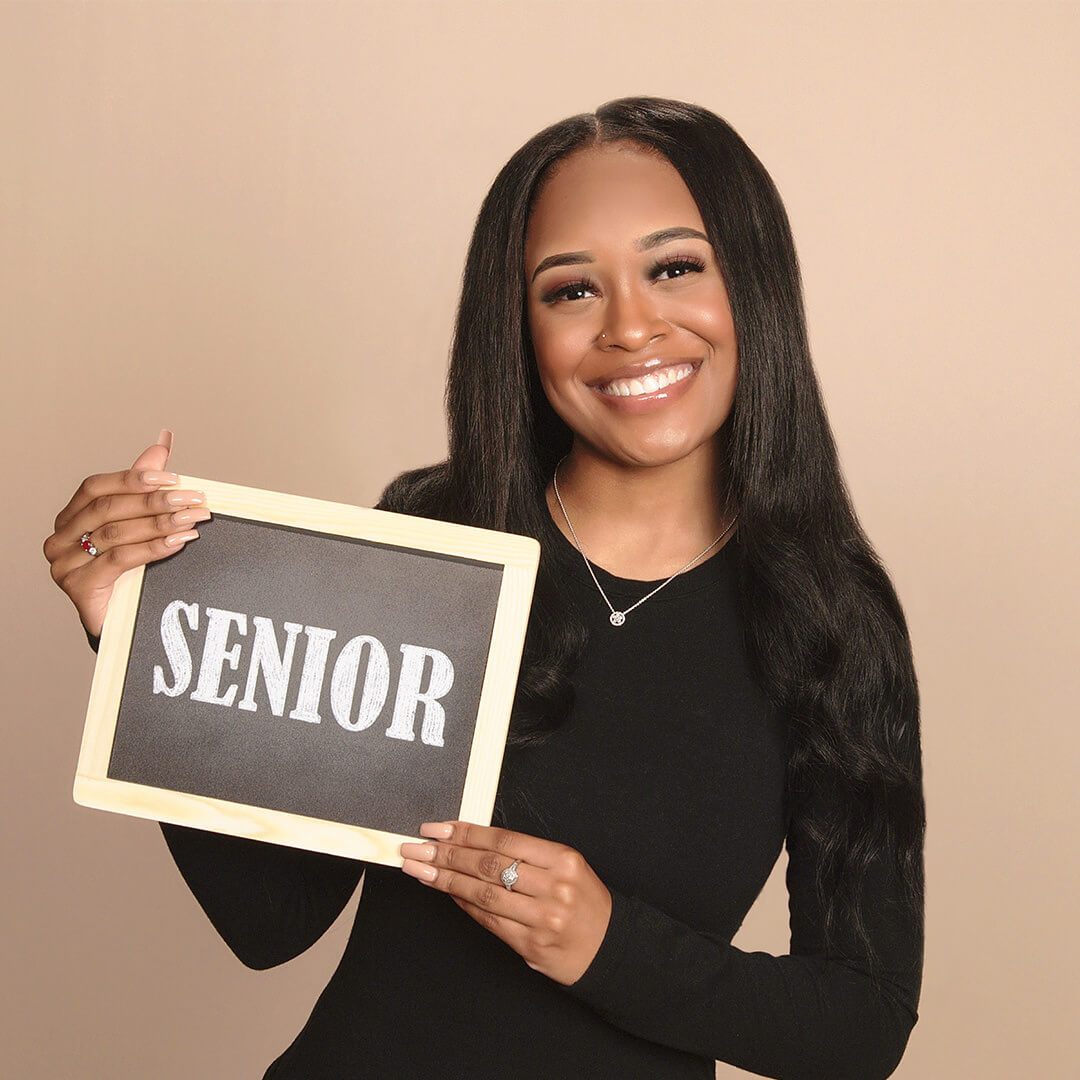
[56,503,212,571]
[400,857,544,928]
[129,427,174,476]
[52,427,174,537]
[55,530,202,598]
[53,463,180,541]
[400,842,541,898]
[449,894,534,955]
[46,488,208,572]
[154,427,174,462]
[418,821,562,869]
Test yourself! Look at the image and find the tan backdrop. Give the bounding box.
[4,2,1077,1077]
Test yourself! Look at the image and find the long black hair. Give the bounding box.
[375,96,925,973]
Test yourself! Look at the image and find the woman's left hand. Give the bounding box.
[399,821,612,986]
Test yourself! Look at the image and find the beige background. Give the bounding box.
[4,2,1077,1077]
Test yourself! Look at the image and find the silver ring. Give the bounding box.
[500,859,520,891]
[79,531,100,557]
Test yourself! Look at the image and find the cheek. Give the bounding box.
[698,313,737,355]
[530,315,593,389]
[679,293,738,408]
[533,346,575,390]
[531,347,580,416]
[676,287,737,352]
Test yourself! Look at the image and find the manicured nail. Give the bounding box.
[401,859,437,882]
[142,471,179,485]
[401,855,438,881]
[171,508,211,525]
[419,822,453,839]
[167,490,205,505]
[165,530,198,546]
[157,428,174,451]
[400,843,436,862]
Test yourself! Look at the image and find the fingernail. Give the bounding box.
[142,471,179,485]
[165,530,198,546]
[171,508,211,525]
[157,428,174,451]
[167,490,205,505]
[401,859,437,882]
[419,823,453,839]
[400,843,436,862]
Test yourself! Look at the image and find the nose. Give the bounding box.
[597,283,669,350]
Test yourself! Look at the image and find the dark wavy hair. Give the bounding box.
[374,96,925,972]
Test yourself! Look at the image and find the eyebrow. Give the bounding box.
[529,227,710,283]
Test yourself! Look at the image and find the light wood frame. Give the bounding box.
[73,473,541,869]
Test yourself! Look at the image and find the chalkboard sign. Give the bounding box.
[73,474,540,868]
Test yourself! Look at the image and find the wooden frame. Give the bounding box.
[73,473,540,868]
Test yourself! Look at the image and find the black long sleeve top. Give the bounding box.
[84,523,922,1079]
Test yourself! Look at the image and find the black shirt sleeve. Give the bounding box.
[561,806,923,1080]
[83,620,365,970]
[157,822,364,970]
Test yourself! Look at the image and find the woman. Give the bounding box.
[44,97,924,1078]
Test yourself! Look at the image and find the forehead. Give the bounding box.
[525,143,705,259]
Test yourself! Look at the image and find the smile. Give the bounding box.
[596,362,697,397]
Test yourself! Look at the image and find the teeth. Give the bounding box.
[599,363,695,397]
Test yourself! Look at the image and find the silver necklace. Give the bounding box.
[552,454,739,627]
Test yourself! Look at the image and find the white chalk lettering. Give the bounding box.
[385,644,454,747]
[152,600,200,696]
[190,606,247,707]
[289,625,338,724]
[237,617,304,716]
[331,635,390,732]
[153,602,456,749]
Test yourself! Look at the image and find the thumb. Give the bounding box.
[131,427,174,473]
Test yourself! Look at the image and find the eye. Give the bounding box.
[650,255,707,280]
[539,254,708,304]
[542,276,596,304]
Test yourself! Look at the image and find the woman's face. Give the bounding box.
[524,141,738,468]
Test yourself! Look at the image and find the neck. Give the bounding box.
[544,439,737,580]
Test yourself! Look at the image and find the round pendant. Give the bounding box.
[609,610,626,626]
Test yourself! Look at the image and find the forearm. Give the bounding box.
[159,821,363,969]
[563,887,920,1080]
[85,623,364,969]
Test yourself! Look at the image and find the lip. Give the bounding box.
[589,359,702,412]
[586,357,702,387]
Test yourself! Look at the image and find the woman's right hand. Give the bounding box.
[42,429,212,641]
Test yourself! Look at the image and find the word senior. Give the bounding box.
[151,601,456,747]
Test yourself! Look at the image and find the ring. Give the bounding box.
[79,531,100,557]
[500,859,520,891]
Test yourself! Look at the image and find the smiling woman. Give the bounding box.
[60,96,925,1080]
[525,146,738,485]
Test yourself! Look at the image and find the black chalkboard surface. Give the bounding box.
[74,475,540,867]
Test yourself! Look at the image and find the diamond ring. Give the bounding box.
[500,859,520,891]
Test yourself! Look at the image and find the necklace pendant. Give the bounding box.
[609,610,626,627]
